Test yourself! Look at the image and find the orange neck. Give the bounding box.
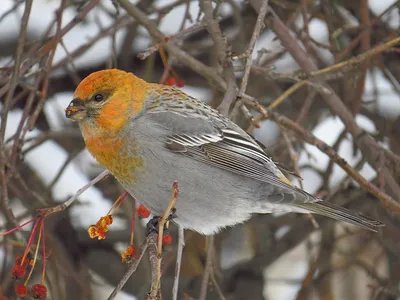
[81,123,142,183]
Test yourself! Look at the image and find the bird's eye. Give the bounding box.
[94,94,104,102]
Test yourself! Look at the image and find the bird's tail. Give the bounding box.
[294,201,384,232]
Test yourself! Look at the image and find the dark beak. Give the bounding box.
[65,98,85,121]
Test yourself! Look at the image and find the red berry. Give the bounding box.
[12,265,26,279]
[176,79,186,87]
[15,284,27,297]
[164,77,176,86]
[162,234,173,246]
[137,204,151,218]
[15,254,29,268]
[31,284,47,299]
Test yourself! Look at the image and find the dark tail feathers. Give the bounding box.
[295,201,384,232]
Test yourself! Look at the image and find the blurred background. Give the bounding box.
[0,0,400,299]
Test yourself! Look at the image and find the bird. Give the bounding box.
[65,69,383,235]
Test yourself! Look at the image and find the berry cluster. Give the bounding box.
[1,216,48,299]
[87,191,173,265]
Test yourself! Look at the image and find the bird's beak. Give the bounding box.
[65,98,86,121]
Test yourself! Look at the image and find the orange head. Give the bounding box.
[65,69,150,132]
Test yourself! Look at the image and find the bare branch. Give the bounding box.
[237,0,269,97]
[172,226,185,300]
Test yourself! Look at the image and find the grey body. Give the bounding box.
[110,87,382,234]
[121,116,304,235]
[66,70,382,235]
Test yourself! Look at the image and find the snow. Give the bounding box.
[157,0,201,34]
[0,0,130,70]
[264,232,319,300]
[307,18,334,64]
[298,115,377,192]
[181,85,213,103]
[91,270,136,300]
[364,68,400,119]
[44,92,74,130]
[253,119,280,147]
[369,0,400,29]
[251,30,300,72]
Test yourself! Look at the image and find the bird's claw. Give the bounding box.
[146,216,160,235]
[168,207,177,221]
[146,208,177,236]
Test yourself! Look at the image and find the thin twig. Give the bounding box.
[137,21,206,60]
[263,35,400,112]
[237,0,269,97]
[107,234,153,300]
[266,110,400,214]
[149,181,179,298]
[209,265,227,300]
[0,0,32,142]
[53,16,133,71]
[264,7,400,200]
[199,235,214,300]
[48,151,80,190]
[335,0,400,61]
[351,0,371,115]
[281,130,302,189]
[39,0,101,56]
[172,226,185,300]
[0,0,33,221]
[200,0,238,116]
[37,170,109,217]
[25,0,67,134]
[147,232,160,300]
[118,0,226,90]
[9,69,44,165]
[0,0,101,99]
[0,0,25,24]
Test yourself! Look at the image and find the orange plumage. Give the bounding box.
[70,69,148,181]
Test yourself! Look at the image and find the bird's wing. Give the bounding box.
[144,87,313,202]
[143,88,385,232]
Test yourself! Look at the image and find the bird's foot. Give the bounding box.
[146,208,177,235]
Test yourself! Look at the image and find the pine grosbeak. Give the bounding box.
[65,69,383,234]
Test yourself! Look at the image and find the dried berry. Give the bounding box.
[15,284,27,297]
[31,284,47,299]
[12,265,26,279]
[15,254,29,268]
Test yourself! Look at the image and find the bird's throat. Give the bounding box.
[81,124,143,183]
